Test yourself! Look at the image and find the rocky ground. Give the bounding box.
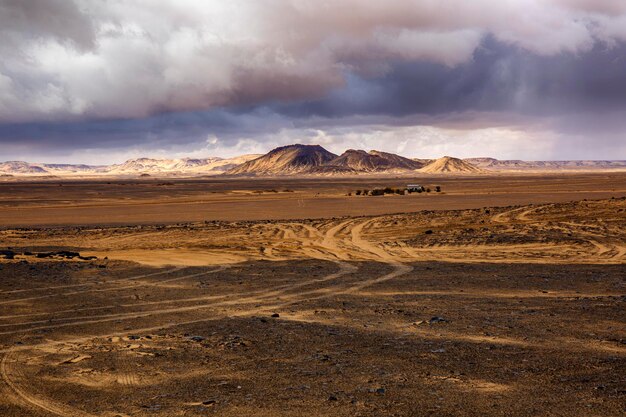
[0,197,624,416]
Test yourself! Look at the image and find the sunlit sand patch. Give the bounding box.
[430,375,512,393]
[87,248,248,266]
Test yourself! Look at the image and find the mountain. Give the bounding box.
[106,155,261,175]
[465,158,626,171]
[369,150,428,169]
[202,154,263,173]
[0,161,48,174]
[226,144,338,175]
[2,147,625,177]
[0,155,262,177]
[227,146,426,175]
[419,156,485,174]
[328,149,424,172]
[107,157,196,174]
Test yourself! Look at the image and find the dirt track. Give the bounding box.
[0,192,624,416]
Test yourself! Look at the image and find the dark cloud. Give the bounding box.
[1,1,626,161]
[272,38,626,118]
[3,1,626,122]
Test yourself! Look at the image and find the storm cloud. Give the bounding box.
[1,1,626,161]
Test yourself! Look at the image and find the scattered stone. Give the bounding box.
[369,387,386,394]
[35,250,81,259]
[328,395,338,401]
[61,355,92,364]
[429,316,448,324]
[188,336,205,342]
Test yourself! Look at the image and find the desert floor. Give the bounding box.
[0,173,624,416]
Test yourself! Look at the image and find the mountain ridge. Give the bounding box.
[2,146,625,177]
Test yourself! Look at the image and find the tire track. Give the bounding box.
[0,267,183,306]
[2,266,182,295]
[1,348,96,417]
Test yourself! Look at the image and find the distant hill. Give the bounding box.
[465,158,626,171]
[328,149,424,172]
[0,161,48,174]
[369,150,428,169]
[2,146,625,177]
[95,155,261,175]
[419,156,484,174]
[227,146,427,175]
[107,157,213,174]
[226,144,338,175]
[42,163,105,174]
[0,155,261,176]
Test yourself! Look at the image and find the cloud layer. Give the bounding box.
[3,0,626,121]
[1,1,626,161]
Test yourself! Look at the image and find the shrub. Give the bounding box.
[435,186,441,192]
[355,190,362,196]
[363,189,369,196]
[371,189,385,196]
[426,188,431,193]
[383,187,393,194]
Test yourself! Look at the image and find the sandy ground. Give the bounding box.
[0,173,625,226]
[0,175,624,416]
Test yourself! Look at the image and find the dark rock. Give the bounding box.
[424,230,433,234]
[429,316,448,324]
[57,250,81,258]
[271,313,280,318]
[188,336,205,342]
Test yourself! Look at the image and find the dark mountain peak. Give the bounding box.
[226,144,337,175]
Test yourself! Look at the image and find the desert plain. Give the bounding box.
[0,172,624,416]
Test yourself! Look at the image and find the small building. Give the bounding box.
[406,184,424,192]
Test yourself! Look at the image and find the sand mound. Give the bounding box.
[419,156,484,173]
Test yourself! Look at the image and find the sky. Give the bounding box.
[1,0,626,164]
